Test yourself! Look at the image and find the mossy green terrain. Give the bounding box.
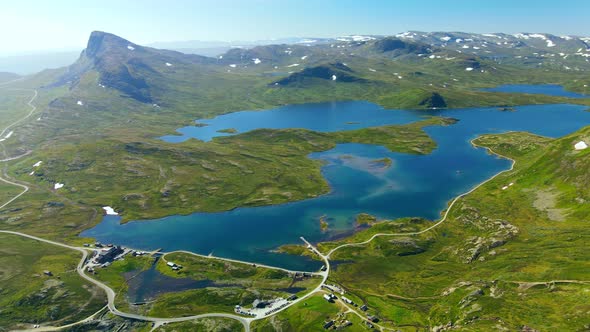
[61,311,152,331]
[0,89,33,129]
[0,234,106,331]
[303,127,590,331]
[251,293,368,332]
[153,318,244,332]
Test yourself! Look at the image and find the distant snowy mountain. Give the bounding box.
[4,31,590,75]
[148,37,337,56]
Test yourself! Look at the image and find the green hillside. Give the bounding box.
[308,127,590,331]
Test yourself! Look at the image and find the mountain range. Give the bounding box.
[4,31,589,76]
[37,30,588,109]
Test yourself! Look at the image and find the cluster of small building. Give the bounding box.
[323,293,337,302]
[235,296,298,317]
[293,271,313,278]
[234,305,256,317]
[341,295,356,306]
[323,319,352,330]
[359,305,380,328]
[166,261,182,271]
[83,242,149,271]
[93,245,124,265]
[320,287,379,329]
[322,284,345,295]
[323,312,353,330]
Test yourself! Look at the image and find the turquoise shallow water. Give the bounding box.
[82,97,590,271]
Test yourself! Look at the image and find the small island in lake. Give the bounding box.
[319,215,329,232]
[369,157,393,168]
[498,106,515,112]
[216,128,238,134]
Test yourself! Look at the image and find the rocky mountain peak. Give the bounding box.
[85,31,138,59]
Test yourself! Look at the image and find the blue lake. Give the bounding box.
[82,98,590,271]
[160,101,425,143]
[481,84,588,98]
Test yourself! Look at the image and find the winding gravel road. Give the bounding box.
[0,89,37,209]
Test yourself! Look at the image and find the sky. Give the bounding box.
[1,0,589,55]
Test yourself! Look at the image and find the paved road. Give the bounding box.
[164,249,322,276]
[0,89,37,209]
[0,89,38,140]
[0,150,32,162]
[0,167,29,209]
[16,306,108,332]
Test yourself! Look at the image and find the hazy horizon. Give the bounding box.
[2,0,589,56]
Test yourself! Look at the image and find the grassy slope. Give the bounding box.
[0,89,33,129]
[251,293,367,332]
[304,127,590,331]
[154,318,244,332]
[0,181,23,207]
[61,311,152,331]
[0,234,106,331]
